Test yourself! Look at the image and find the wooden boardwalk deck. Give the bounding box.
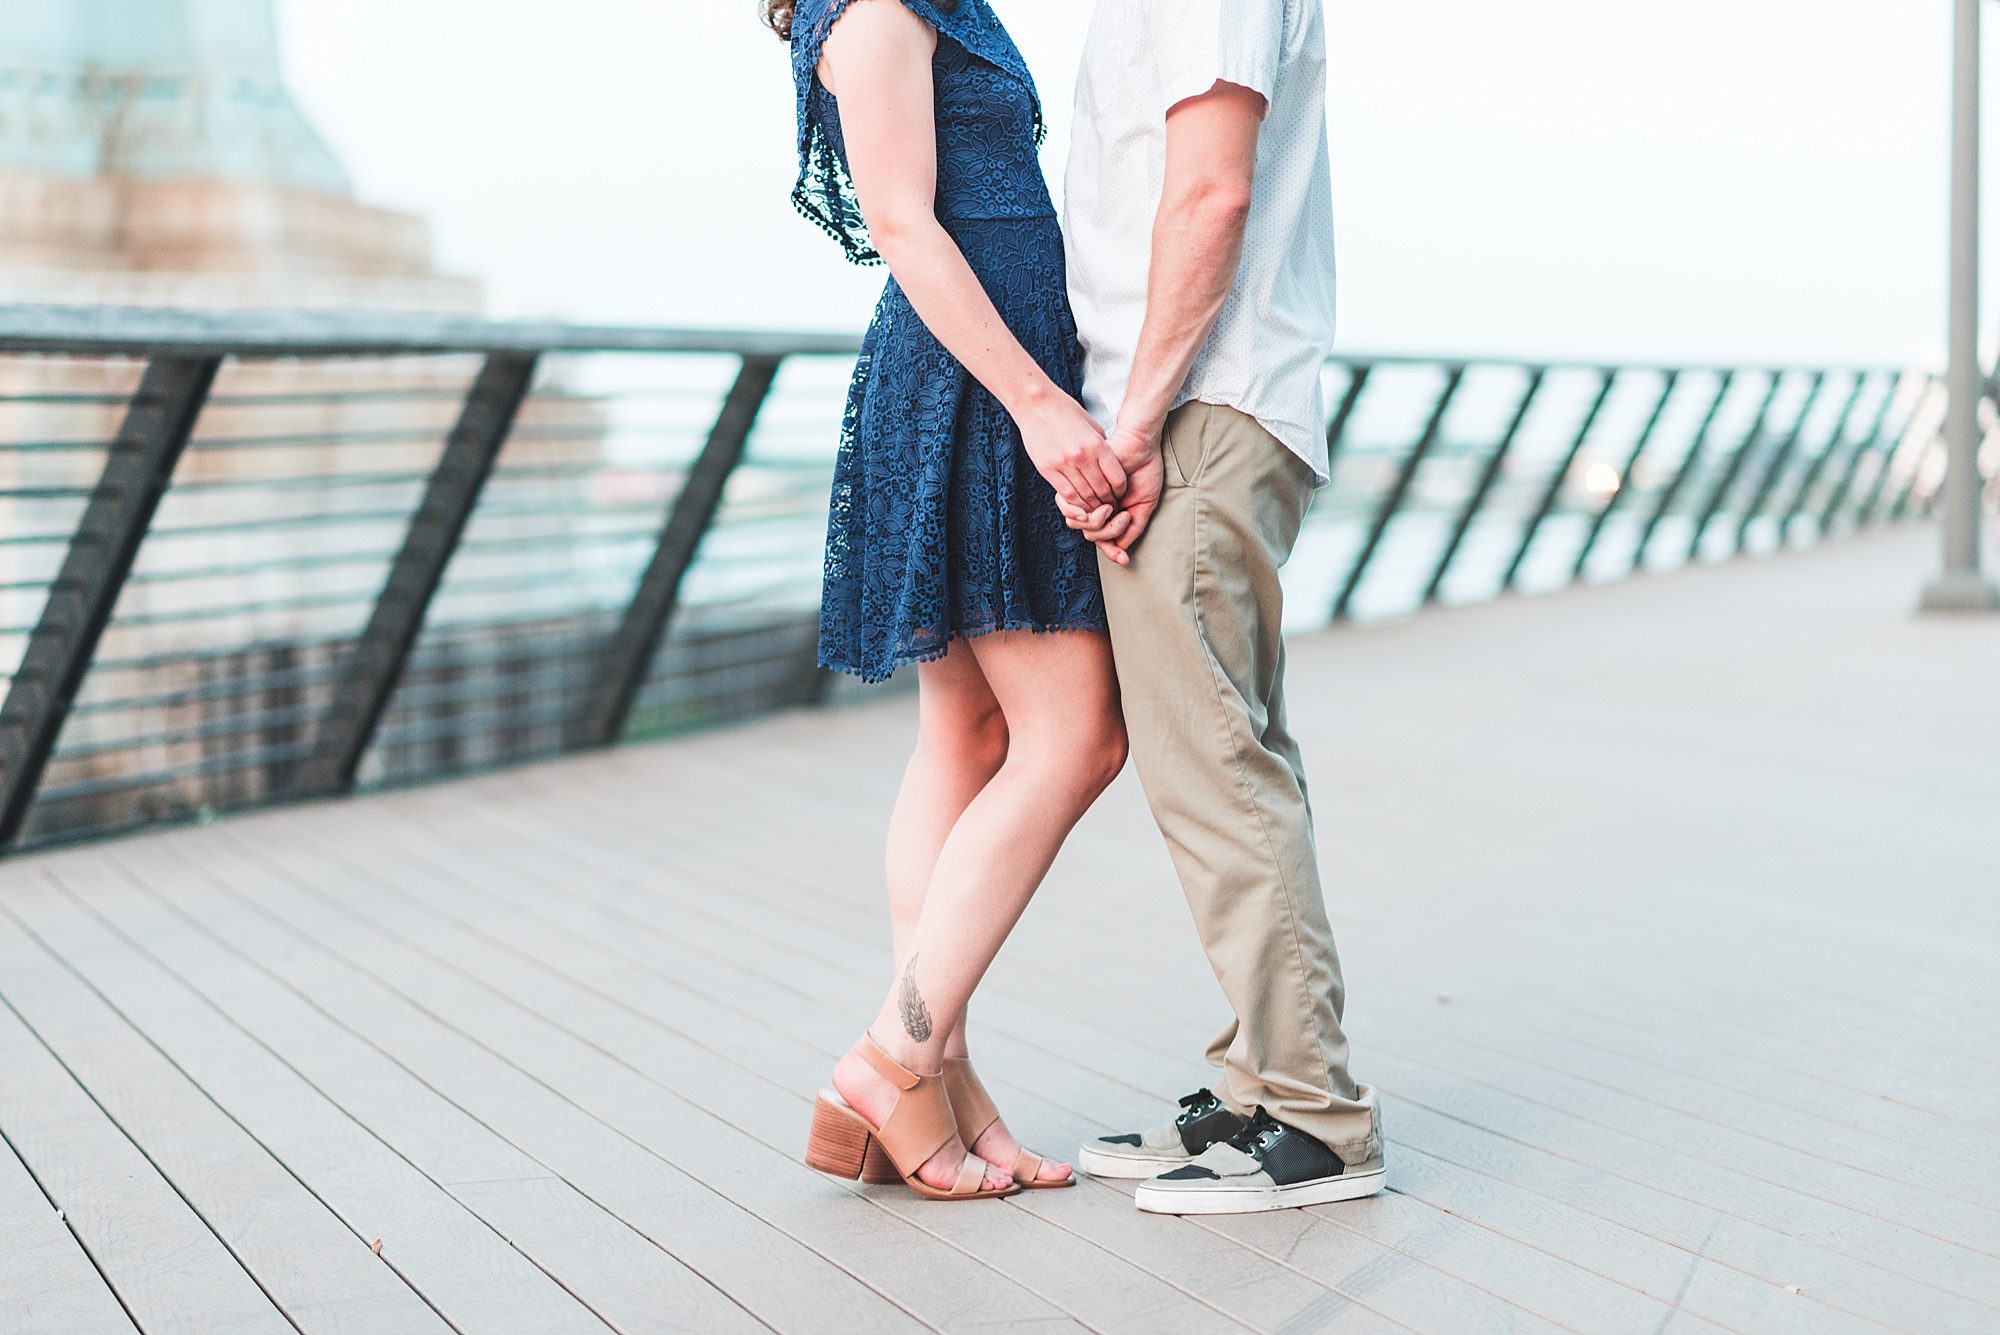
[2,525,1996,1335]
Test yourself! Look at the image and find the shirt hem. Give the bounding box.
[1171,391,1330,487]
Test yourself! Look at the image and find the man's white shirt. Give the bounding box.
[1064,0,1338,484]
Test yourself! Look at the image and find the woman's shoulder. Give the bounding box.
[796,0,1008,45]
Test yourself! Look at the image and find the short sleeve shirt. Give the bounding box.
[1064,0,1337,483]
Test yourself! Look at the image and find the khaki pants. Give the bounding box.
[1099,401,1379,1162]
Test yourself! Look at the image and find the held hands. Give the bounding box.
[1058,421,1164,566]
[1016,391,1128,511]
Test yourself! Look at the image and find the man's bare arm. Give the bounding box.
[1073,81,1265,558]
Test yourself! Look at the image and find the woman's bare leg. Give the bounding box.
[834,629,1125,1191]
[877,641,1075,1182]
[882,644,1002,1101]
[884,642,1007,965]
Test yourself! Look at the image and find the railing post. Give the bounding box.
[1730,372,1828,553]
[1331,366,1463,621]
[1632,371,1736,569]
[1684,372,1784,563]
[570,354,783,748]
[1772,372,1869,539]
[1818,375,1906,532]
[1499,369,1615,591]
[1888,434,1940,520]
[0,355,220,846]
[1321,364,1373,478]
[290,351,539,797]
[1858,378,1939,526]
[1569,371,1679,581]
[1421,368,1544,606]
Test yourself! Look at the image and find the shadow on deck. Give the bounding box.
[2,525,1995,1335]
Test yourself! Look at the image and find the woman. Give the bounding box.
[768,0,1129,1199]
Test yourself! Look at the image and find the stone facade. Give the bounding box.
[0,1,609,838]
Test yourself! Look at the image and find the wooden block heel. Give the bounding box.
[858,1137,901,1184]
[805,1036,1019,1201]
[805,1093,873,1179]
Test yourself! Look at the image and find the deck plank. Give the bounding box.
[12,857,625,1335]
[0,1125,134,1335]
[0,904,450,1335]
[124,832,921,1335]
[0,937,289,1335]
[66,841,754,1335]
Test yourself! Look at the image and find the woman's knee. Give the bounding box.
[1015,714,1126,803]
[1085,718,1130,796]
[919,695,1010,776]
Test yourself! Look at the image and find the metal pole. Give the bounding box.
[290,352,539,797]
[0,357,220,846]
[1923,0,2000,609]
[570,353,782,747]
[1422,369,1545,605]
[1733,372,1828,552]
[1569,371,1679,581]
[1775,372,1869,536]
[1331,366,1464,621]
[1500,370,1615,591]
[1684,372,1783,563]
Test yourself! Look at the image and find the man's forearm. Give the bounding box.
[1117,180,1252,441]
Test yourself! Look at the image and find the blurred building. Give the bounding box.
[0,0,608,832]
[0,0,478,309]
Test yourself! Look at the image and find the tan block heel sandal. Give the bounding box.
[859,1055,1073,1190]
[807,1035,1019,1201]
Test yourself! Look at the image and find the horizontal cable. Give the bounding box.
[32,739,319,806]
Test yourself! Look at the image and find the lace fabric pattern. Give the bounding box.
[791,0,1108,683]
[791,0,1049,265]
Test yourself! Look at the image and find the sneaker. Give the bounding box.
[1133,1107,1386,1215]
[1077,1088,1247,1180]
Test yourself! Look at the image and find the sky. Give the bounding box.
[278,0,1966,368]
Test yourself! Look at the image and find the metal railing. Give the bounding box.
[0,305,1955,853]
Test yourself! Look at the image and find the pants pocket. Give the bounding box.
[1162,403,1214,489]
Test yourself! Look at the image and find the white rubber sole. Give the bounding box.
[1077,1143,1192,1180]
[1134,1166,1387,1215]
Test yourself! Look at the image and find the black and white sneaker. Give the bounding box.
[1077,1088,1247,1180]
[1133,1107,1386,1215]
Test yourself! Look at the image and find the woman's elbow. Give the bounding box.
[866,206,939,258]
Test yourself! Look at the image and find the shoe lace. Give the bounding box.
[1174,1088,1218,1125]
[1224,1107,1285,1157]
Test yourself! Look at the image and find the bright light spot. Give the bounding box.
[1583,461,1622,496]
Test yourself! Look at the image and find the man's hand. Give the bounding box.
[1061,422,1164,565]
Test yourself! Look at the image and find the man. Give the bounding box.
[1060,0,1385,1215]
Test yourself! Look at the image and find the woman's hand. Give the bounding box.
[1015,388,1128,510]
[1060,421,1164,566]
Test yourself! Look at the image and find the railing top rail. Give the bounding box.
[0,306,864,360]
[0,305,1918,377]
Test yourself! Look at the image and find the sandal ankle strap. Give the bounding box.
[858,1032,923,1091]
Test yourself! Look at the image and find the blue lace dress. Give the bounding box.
[792,0,1107,683]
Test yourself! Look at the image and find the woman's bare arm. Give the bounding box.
[820,0,1125,509]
